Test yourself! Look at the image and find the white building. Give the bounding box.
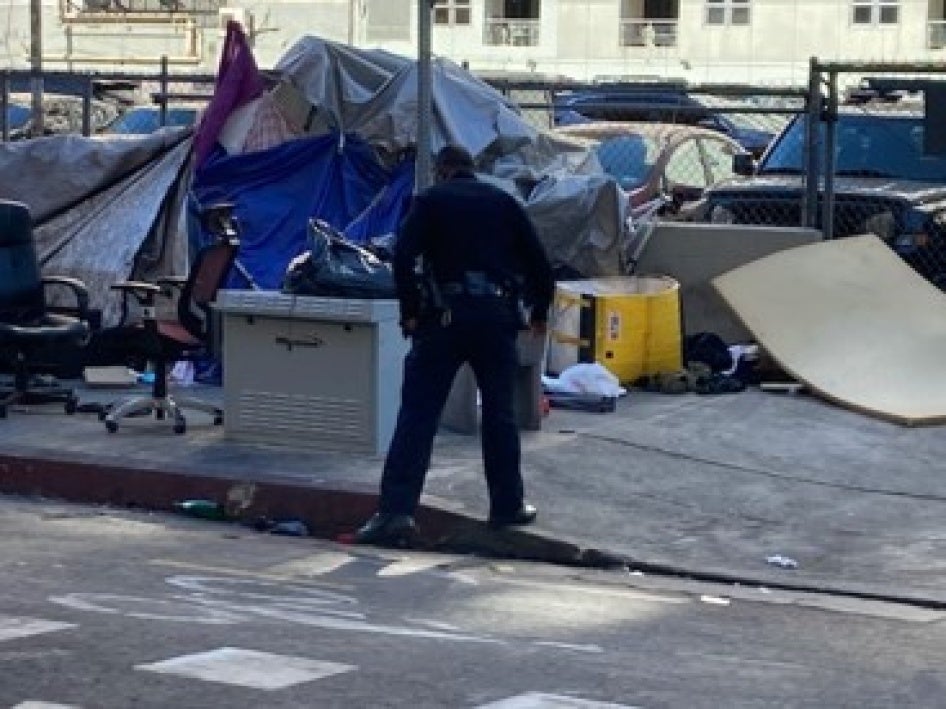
[1,0,945,84]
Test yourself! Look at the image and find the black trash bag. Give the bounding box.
[684,332,733,373]
[282,219,397,299]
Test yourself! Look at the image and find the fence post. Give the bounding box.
[803,57,822,232]
[0,72,8,142]
[82,74,93,136]
[822,69,839,240]
[159,55,169,127]
[29,0,44,138]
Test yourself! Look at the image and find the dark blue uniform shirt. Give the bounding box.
[393,172,554,326]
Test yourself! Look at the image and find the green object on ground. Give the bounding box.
[174,499,229,521]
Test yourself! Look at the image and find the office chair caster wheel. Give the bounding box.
[105,419,118,433]
[65,397,78,415]
[213,414,223,426]
[173,418,186,435]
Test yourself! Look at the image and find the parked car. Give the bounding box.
[552,121,748,212]
[4,104,30,133]
[552,86,778,157]
[103,105,201,134]
[692,106,946,286]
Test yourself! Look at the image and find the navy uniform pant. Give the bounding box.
[378,319,523,518]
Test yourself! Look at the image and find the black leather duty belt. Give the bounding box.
[439,281,510,298]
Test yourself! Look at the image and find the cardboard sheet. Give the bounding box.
[712,235,946,425]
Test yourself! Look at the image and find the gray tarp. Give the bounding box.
[272,37,627,276]
[0,128,192,326]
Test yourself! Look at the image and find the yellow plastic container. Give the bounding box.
[548,276,683,384]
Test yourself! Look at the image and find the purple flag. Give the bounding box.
[193,21,266,167]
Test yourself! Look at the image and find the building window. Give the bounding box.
[484,0,541,46]
[619,0,679,47]
[434,0,471,25]
[852,0,899,25]
[705,0,750,26]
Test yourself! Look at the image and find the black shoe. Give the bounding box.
[354,512,417,546]
[488,503,537,529]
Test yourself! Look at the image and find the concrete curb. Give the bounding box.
[0,452,586,565]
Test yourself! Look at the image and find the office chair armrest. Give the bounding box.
[111,281,163,307]
[156,276,187,297]
[42,275,90,318]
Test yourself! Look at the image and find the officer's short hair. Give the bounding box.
[434,145,475,173]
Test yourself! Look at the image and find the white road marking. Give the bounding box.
[135,647,356,690]
[12,703,81,708]
[265,552,355,577]
[48,593,242,625]
[476,693,640,708]
[531,641,604,654]
[0,616,76,642]
[376,557,447,577]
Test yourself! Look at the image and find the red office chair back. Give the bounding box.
[177,238,239,343]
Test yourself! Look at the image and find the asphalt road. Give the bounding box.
[0,497,944,708]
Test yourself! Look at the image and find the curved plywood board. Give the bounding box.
[712,235,946,425]
[635,223,822,343]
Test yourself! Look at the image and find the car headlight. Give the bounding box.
[710,205,736,224]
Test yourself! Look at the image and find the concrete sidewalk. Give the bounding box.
[2,380,945,607]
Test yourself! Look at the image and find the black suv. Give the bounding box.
[693,107,946,286]
[552,86,778,157]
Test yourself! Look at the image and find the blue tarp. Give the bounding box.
[343,157,415,245]
[192,132,390,289]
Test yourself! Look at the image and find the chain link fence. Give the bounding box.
[8,65,946,287]
[489,70,946,288]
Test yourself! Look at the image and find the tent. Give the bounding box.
[189,28,627,289]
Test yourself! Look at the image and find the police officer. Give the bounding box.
[355,145,554,546]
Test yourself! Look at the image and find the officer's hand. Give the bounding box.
[529,320,547,338]
[400,317,418,337]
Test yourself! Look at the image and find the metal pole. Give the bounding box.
[29,0,44,138]
[81,74,93,136]
[347,0,356,46]
[822,69,839,241]
[803,56,821,231]
[159,55,169,127]
[1,72,8,141]
[415,0,434,193]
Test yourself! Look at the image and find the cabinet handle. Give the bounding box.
[275,336,325,350]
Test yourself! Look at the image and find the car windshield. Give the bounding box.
[593,134,659,189]
[106,107,198,134]
[761,112,946,181]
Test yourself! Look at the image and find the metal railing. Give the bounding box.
[60,0,223,22]
[619,20,678,48]
[483,18,540,47]
[1,63,215,141]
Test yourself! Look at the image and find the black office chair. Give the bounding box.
[102,204,239,434]
[0,200,91,418]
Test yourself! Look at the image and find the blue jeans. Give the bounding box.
[378,319,523,518]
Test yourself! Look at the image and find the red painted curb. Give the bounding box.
[0,452,584,565]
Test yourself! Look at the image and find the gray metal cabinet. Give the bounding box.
[214,291,408,455]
